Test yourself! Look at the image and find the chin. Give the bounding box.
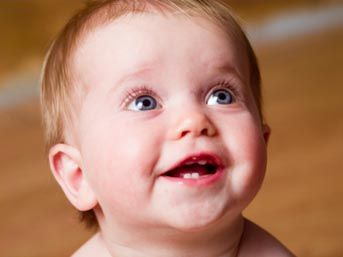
[164,203,230,232]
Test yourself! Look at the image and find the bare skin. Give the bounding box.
[72,218,295,257]
[238,219,296,257]
[50,11,295,257]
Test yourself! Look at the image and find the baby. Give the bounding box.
[40,0,295,256]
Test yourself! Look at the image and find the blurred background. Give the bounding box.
[0,1,342,256]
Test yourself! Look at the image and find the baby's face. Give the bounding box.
[73,12,268,231]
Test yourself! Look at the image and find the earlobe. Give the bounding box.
[263,124,271,145]
[48,144,97,211]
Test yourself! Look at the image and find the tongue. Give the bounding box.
[166,164,210,177]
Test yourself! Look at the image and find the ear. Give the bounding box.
[48,144,97,211]
[262,124,271,145]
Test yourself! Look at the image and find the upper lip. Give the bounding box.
[161,152,225,176]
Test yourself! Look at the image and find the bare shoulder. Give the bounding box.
[71,232,111,257]
[238,219,296,257]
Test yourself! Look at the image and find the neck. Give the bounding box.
[97,215,245,257]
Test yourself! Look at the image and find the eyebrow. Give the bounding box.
[119,66,153,82]
[106,65,157,104]
[209,62,246,84]
[109,60,247,98]
[106,65,153,95]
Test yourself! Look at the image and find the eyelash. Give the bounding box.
[204,80,239,101]
[122,80,239,107]
[123,85,160,107]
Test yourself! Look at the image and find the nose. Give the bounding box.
[168,109,217,140]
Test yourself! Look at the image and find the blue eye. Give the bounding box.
[127,95,158,111]
[207,89,234,105]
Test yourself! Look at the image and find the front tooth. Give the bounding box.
[183,173,192,179]
[191,172,200,179]
[198,160,206,165]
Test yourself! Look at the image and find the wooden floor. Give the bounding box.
[1,2,343,257]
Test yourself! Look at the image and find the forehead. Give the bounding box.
[73,12,249,88]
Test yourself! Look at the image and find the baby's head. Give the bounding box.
[41,0,269,232]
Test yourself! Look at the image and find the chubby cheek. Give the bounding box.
[79,114,164,215]
[221,113,267,205]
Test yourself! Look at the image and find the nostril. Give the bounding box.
[181,131,189,137]
[171,113,217,140]
[180,128,210,137]
[201,128,208,135]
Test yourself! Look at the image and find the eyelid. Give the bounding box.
[204,80,241,102]
[122,85,162,109]
[120,80,243,109]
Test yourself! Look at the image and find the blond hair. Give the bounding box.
[40,0,262,228]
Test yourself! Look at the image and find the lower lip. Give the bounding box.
[160,168,225,187]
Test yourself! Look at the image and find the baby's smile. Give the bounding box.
[160,152,225,186]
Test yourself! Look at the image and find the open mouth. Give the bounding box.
[162,153,223,180]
